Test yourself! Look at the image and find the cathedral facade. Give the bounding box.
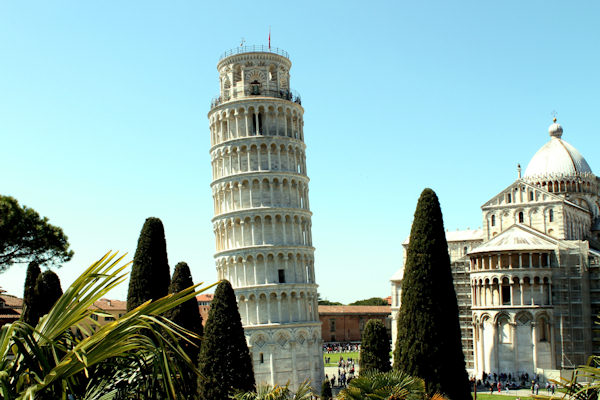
[392,120,600,378]
[208,46,324,391]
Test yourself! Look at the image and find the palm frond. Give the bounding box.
[0,251,216,400]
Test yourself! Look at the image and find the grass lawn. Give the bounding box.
[323,351,359,366]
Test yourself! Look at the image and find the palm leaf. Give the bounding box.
[0,251,216,400]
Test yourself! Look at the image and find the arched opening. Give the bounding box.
[501,277,511,305]
[252,111,263,135]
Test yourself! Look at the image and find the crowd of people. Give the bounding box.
[323,342,361,353]
[472,371,557,395]
[325,355,356,389]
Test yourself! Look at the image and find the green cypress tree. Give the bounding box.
[360,319,391,373]
[127,217,171,311]
[197,280,254,399]
[393,188,471,400]
[34,270,63,322]
[22,261,41,326]
[167,262,203,342]
[166,262,203,397]
[321,379,333,400]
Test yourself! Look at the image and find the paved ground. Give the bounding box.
[324,365,357,396]
[475,388,559,398]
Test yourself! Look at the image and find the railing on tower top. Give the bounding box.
[219,46,289,61]
[211,88,301,109]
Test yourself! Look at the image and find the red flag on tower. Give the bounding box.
[268,27,271,49]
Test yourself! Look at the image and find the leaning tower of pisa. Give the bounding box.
[208,46,324,391]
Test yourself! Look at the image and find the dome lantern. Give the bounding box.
[549,118,563,139]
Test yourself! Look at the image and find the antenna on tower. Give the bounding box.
[240,38,245,47]
[268,27,271,49]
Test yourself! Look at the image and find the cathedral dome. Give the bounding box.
[523,121,592,179]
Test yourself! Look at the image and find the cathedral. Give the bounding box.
[391,120,600,379]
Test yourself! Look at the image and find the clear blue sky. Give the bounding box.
[1,1,599,304]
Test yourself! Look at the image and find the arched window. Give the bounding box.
[549,209,554,222]
[501,278,511,305]
[491,215,496,226]
[518,212,524,223]
[529,191,534,201]
[507,193,512,203]
[463,246,468,256]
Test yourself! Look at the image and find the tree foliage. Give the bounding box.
[166,262,203,397]
[0,195,73,272]
[393,189,471,400]
[317,293,343,305]
[34,270,63,323]
[360,319,391,373]
[167,262,203,343]
[22,261,41,326]
[349,297,389,306]
[0,252,209,400]
[197,280,254,399]
[319,299,343,305]
[127,217,171,311]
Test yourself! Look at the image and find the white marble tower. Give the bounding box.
[208,46,324,391]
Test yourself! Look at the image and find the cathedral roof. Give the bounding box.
[390,267,404,282]
[523,121,593,180]
[401,228,483,245]
[445,228,484,242]
[468,224,573,254]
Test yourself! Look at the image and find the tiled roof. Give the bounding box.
[0,295,23,308]
[197,294,214,302]
[0,309,21,318]
[318,305,391,315]
[92,298,127,311]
